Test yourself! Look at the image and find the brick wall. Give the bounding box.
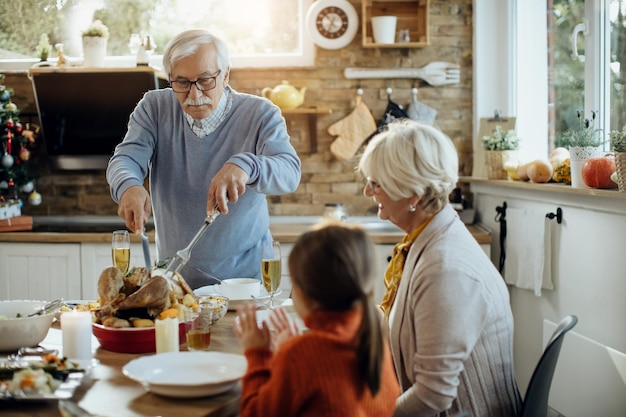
[4,0,473,217]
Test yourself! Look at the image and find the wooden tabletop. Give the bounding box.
[0,313,243,417]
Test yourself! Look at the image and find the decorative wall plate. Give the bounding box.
[306,0,359,50]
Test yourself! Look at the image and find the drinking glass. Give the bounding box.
[261,240,281,307]
[185,304,213,351]
[112,230,130,275]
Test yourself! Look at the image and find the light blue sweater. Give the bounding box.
[106,87,301,289]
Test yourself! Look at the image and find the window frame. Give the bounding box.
[474,0,614,177]
[0,0,315,71]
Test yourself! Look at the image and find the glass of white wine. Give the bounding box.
[261,240,281,307]
[112,230,130,275]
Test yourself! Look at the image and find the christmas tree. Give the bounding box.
[0,73,42,207]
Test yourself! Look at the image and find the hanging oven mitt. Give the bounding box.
[406,88,437,125]
[364,97,409,143]
[329,96,377,161]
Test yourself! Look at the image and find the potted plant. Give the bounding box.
[482,125,520,179]
[609,124,626,191]
[81,20,109,67]
[556,110,605,188]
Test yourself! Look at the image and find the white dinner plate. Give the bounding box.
[194,285,283,310]
[122,351,246,398]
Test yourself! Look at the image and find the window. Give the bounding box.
[0,0,314,70]
[550,0,625,144]
[474,0,624,170]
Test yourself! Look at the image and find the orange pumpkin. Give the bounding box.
[581,156,617,189]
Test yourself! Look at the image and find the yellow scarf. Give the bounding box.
[380,217,433,319]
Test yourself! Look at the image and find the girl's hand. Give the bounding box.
[234,302,271,350]
[269,306,301,351]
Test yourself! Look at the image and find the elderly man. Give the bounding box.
[106,29,301,289]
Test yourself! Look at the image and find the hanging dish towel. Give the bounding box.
[364,98,409,143]
[329,95,377,161]
[406,88,437,125]
[503,208,554,296]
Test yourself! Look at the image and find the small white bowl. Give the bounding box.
[220,278,261,300]
[0,300,55,351]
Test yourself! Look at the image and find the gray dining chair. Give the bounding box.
[520,314,578,417]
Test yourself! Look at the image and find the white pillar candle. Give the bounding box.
[155,317,179,354]
[61,311,92,360]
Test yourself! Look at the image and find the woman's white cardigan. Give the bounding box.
[388,205,522,417]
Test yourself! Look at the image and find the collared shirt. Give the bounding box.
[184,87,233,137]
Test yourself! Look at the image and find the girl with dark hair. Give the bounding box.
[234,221,400,417]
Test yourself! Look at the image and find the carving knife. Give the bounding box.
[140,228,151,269]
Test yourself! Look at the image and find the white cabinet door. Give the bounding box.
[0,242,81,300]
[278,243,293,296]
[276,242,393,303]
[80,242,157,300]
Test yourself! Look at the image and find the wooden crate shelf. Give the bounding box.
[362,0,429,48]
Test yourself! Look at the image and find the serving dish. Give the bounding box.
[0,356,96,401]
[92,320,188,354]
[0,300,56,351]
[122,351,246,398]
[194,285,282,310]
[197,295,229,324]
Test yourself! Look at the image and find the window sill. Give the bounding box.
[459,176,626,199]
[460,176,626,215]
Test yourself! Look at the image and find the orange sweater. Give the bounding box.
[240,309,400,417]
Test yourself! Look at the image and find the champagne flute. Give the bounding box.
[112,230,131,275]
[261,240,281,307]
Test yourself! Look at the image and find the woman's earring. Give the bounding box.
[409,204,416,212]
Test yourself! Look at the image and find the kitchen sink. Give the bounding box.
[269,216,402,233]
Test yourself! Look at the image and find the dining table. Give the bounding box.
[0,311,245,417]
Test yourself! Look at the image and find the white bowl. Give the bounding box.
[0,300,55,351]
[219,278,261,300]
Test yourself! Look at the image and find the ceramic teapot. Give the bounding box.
[262,81,306,110]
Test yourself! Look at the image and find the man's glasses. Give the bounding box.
[366,177,381,193]
[169,70,221,93]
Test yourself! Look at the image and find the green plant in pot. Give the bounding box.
[609,124,626,191]
[81,20,109,67]
[482,125,520,179]
[81,20,109,38]
[556,110,606,188]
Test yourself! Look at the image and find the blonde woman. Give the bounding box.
[358,119,522,417]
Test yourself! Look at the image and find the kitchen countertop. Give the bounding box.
[0,215,491,246]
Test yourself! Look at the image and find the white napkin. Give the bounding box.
[504,208,554,296]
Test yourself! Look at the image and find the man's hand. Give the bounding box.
[118,186,152,234]
[206,163,249,215]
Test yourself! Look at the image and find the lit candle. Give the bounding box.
[61,311,92,360]
[155,316,179,354]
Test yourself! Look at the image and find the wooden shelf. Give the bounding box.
[282,107,332,153]
[362,0,429,48]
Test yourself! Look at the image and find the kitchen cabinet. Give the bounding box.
[0,242,156,300]
[362,0,429,48]
[0,242,81,300]
[467,178,626,417]
[277,241,394,303]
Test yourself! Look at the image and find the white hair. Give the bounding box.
[357,119,459,213]
[162,29,231,75]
